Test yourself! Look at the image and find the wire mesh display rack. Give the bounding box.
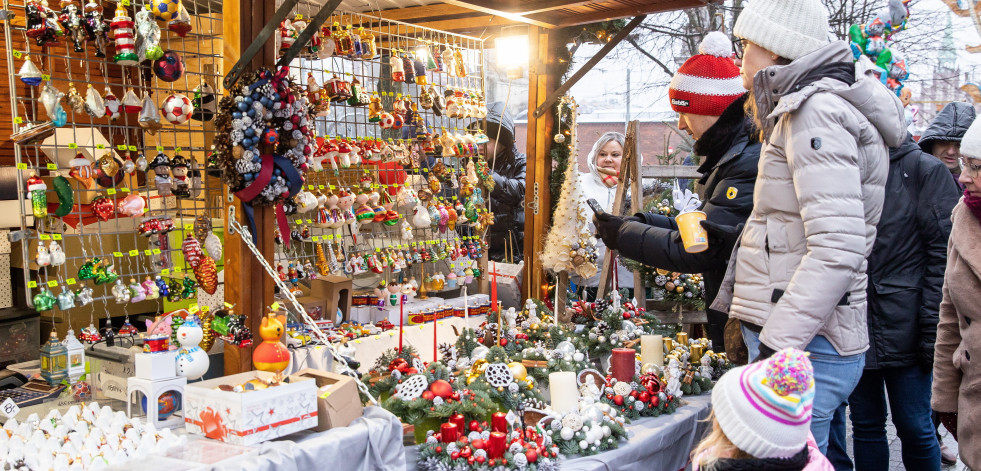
[2,0,226,330]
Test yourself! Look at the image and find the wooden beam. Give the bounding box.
[441,0,559,29]
[532,15,646,118]
[543,0,707,27]
[516,0,595,15]
[374,3,481,22]
[522,26,553,301]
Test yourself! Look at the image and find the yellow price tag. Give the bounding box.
[329,185,336,190]
[306,219,313,224]
[389,332,396,337]
[373,335,380,340]
[174,267,183,273]
[120,187,130,192]
[375,247,381,252]
[68,143,78,149]
[156,146,164,152]
[161,269,170,275]
[39,234,51,240]
[28,281,37,289]
[12,50,22,59]
[224,302,234,308]
[66,278,76,285]
[113,252,123,257]
[121,0,129,5]
[47,280,58,287]
[16,163,27,170]
[53,234,62,240]
[202,306,210,312]
[128,145,137,152]
[311,236,320,242]
[327,234,334,240]
[144,249,152,256]
[46,163,57,170]
[355,339,362,344]
[14,117,23,124]
[189,304,200,313]
[96,144,105,149]
[271,302,281,310]
[175,147,182,153]
[106,188,116,195]
[318,185,325,190]
[41,74,50,81]
[128,249,138,256]
[184,224,193,232]
[295,219,303,225]
[117,145,127,151]
[152,249,161,254]
[296,13,303,19]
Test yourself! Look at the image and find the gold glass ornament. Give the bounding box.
[507,361,527,381]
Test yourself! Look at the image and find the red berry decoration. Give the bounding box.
[469,420,480,431]
[421,390,434,401]
[472,439,485,449]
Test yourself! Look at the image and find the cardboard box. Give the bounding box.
[308,276,352,324]
[289,368,364,432]
[183,371,318,446]
[0,230,10,254]
[295,295,326,321]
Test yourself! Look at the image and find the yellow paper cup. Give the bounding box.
[676,211,708,253]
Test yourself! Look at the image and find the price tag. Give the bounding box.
[295,13,303,19]
[389,332,396,337]
[373,335,380,340]
[47,280,58,288]
[121,0,130,6]
[329,185,336,190]
[306,219,313,224]
[327,234,334,240]
[355,339,362,344]
[189,304,200,313]
[271,302,280,311]
[311,236,320,242]
[295,219,303,225]
[184,224,193,232]
[128,145,137,152]
[1,398,20,419]
[16,163,27,170]
[175,147,182,153]
[41,74,50,81]
[120,187,130,192]
[53,234,62,240]
[308,185,314,190]
[318,185,325,190]
[201,306,210,312]
[66,278,76,285]
[152,248,161,255]
[224,302,234,308]
[12,50,22,59]
[28,281,37,288]
[113,252,123,257]
[68,143,78,150]
[96,144,106,149]
[39,234,51,240]
[174,267,183,273]
[144,249,152,256]
[117,145,127,151]
[375,247,380,252]
[161,269,170,275]
[14,117,23,124]
[156,146,164,152]
[46,163,57,170]
[106,188,116,195]
[128,249,139,257]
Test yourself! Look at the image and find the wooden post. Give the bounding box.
[627,121,645,301]
[222,0,277,375]
[596,121,639,298]
[522,26,554,301]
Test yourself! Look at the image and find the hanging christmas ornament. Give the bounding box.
[52,176,73,218]
[169,154,191,198]
[57,288,76,310]
[182,233,203,269]
[90,196,115,221]
[360,28,376,59]
[128,278,146,302]
[136,153,149,172]
[161,93,193,125]
[25,0,62,46]
[199,314,215,352]
[111,279,130,303]
[155,275,169,298]
[190,81,216,121]
[84,1,108,57]
[390,54,405,82]
[167,4,191,36]
[194,256,218,294]
[134,8,163,61]
[121,155,136,174]
[153,50,185,82]
[181,277,197,299]
[122,88,142,113]
[65,83,85,113]
[150,0,181,22]
[138,93,162,134]
[47,240,66,266]
[36,244,51,267]
[94,260,118,284]
[26,173,47,219]
[109,4,139,65]
[17,56,43,86]
[142,276,159,299]
[149,152,172,195]
[166,278,183,302]
[84,85,106,118]
[33,288,57,311]
[118,316,139,335]
[60,0,86,52]
[117,194,146,217]
[104,87,121,120]
[40,82,67,126]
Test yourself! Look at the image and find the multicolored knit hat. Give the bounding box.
[711,348,815,459]
[668,32,745,116]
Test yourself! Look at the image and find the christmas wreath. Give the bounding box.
[543,402,628,457]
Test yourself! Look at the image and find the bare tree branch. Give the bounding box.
[626,36,675,76]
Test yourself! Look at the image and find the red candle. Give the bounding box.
[491,411,508,433]
[611,348,636,383]
[487,431,506,458]
[440,422,459,443]
[398,295,405,354]
[490,261,498,312]
[450,413,466,432]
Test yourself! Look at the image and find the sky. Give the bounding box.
[564,0,981,120]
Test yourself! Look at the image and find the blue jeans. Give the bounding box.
[845,366,940,471]
[828,405,852,470]
[741,325,865,454]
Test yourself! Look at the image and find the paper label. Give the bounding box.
[1,398,20,418]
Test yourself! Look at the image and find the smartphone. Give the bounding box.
[586,199,605,216]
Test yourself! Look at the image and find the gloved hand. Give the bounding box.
[937,411,958,441]
[752,342,777,363]
[593,214,640,251]
[700,220,744,253]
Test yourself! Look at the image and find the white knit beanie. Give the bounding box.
[733,0,830,60]
[960,117,981,160]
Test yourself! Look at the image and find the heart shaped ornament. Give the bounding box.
[117,194,146,217]
[91,197,115,221]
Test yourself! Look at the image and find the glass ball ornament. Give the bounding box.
[553,133,566,143]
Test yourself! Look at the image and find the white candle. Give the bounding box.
[549,372,579,414]
[641,334,664,368]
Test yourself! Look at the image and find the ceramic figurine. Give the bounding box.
[175,315,209,380]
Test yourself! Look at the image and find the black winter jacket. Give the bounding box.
[918,102,976,155]
[484,102,526,262]
[864,133,960,369]
[617,95,759,324]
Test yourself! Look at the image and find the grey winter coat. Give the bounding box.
[714,41,906,356]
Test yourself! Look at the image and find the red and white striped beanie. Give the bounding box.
[668,31,745,116]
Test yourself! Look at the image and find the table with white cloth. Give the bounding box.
[401,393,713,471]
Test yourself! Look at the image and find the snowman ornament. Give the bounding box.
[175,315,209,380]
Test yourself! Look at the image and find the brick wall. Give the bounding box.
[514,121,690,171]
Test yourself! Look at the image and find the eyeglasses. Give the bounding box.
[732,38,748,60]
[960,157,981,178]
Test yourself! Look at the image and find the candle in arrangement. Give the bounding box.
[611,348,636,383]
[691,345,705,363]
[548,372,579,414]
[641,334,664,368]
[487,431,506,458]
[440,422,459,443]
[676,332,689,346]
[491,411,508,433]
[450,413,466,433]
[664,338,674,352]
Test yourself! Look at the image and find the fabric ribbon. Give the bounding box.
[234,153,303,247]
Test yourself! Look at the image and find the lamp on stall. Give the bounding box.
[40,331,68,386]
[495,34,529,80]
[63,330,86,382]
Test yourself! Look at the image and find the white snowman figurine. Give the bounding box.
[175,315,209,380]
[48,241,66,266]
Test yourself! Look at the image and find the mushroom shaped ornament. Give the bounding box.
[336,140,352,168]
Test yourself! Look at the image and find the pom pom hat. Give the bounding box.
[711,348,815,459]
[668,32,745,116]
[959,116,981,160]
[732,0,829,60]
